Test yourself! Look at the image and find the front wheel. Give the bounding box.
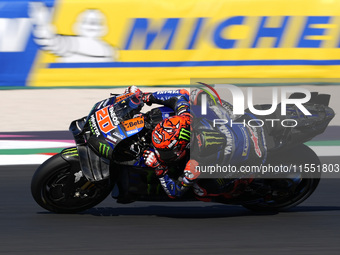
[31,153,113,213]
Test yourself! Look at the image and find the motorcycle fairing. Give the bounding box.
[89,94,145,150]
[73,94,147,181]
[68,118,111,182]
[77,144,110,181]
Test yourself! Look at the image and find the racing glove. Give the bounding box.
[125,85,142,95]
[143,150,168,176]
[141,93,152,106]
[182,159,200,186]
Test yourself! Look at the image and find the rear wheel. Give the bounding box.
[243,144,321,212]
[31,154,113,213]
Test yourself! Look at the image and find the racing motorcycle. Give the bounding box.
[31,89,335,213]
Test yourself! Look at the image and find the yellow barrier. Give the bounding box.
[28,0,340,86]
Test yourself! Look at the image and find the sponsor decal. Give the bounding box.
[159,176,171,197]
[89,115,101,137]
[109,106,120,125]
[105,135,118,145]
[201,131,225,147]
[216,126,233,155]
[111,131,125,140]
[178,128,190,141]
[122,116,144,131]
[124,15,340,51]
[126,129,139,136]
[155,90,180,95]
[115,93,133,103]
[62,147,78,157]
[95,106,116,134]
[98,142,110,158]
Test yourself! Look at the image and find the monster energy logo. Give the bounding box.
[99,142,110,158]
[202,131,225,146]
[62,147,78,157]
[179,128,191,141]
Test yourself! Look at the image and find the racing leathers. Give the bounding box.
[142,88,198,198]
[143,88,268,199]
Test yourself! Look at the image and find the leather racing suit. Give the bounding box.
[143,88,268,199]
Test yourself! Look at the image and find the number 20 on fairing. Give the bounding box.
[95,106,116,133]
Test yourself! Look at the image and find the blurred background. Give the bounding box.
[1,0,340,131]
[2,0,340,88]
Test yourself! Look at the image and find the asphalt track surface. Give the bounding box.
[1,156,340,255]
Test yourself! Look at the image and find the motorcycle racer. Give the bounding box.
[123,86,266,199]
[124,86,199,198]
[122,86,270,199]
[143,114,199,198]
[140,87,268,199]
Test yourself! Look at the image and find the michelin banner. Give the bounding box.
[1,0,340,87]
